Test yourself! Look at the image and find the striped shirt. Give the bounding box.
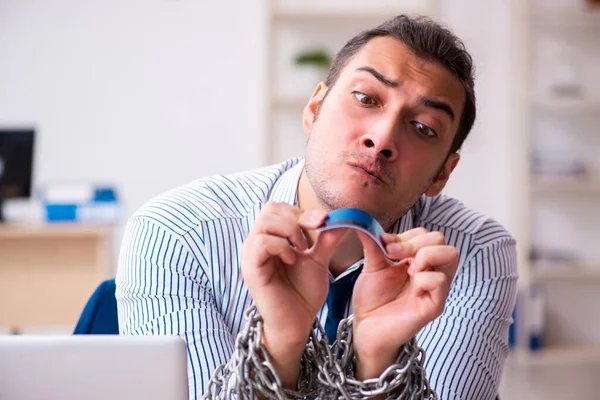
[116,158,518,400]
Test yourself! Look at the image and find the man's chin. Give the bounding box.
[313,179,390,214]
[326,194,383,214]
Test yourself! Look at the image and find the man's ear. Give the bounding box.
[424,153,460,197]
[303,82,328,136]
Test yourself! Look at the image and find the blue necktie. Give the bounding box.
[324,264,363,344]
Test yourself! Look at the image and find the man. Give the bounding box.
[116,15,517,400]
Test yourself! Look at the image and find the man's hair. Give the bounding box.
[324,15,476,154]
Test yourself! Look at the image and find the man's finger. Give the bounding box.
[386,231,446,260]
[261,201,302,219]
[254,214,309,251]
[356,231,390,272]
[298,209,329,230]
[252,234,298,266]
[381,227,429,245]
[411,271,449,320]
[410,246,459,282]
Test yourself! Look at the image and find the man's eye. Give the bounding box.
[353,91,378,106]
[412,122,438,138]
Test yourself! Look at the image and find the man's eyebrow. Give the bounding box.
[356,66,456,121]
[356,66,398,88]
[419,96,455,121]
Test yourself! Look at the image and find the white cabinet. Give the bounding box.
[520,0,600,360]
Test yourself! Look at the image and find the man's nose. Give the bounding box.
[359,126,398,161]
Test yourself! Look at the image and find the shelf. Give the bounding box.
[532,98,600,113]
[0,223,113,239]
[531,263,600,281]
[530,176,600,194]
[508,345,600,367]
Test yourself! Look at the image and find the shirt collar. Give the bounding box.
[389,196,425,235]
[267,158,304,205]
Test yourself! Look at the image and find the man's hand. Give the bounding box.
[352,228,459,380]
[241,202,348,388]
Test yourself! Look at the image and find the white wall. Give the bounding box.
[0,0,267,266]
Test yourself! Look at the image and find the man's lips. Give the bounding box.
[349,162,385,184]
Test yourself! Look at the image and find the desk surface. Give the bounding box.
[0,223,113,238]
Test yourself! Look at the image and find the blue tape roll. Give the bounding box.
[317,208,399,261]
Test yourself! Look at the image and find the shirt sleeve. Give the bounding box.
[115,215,234,400]
[416,232,518,400]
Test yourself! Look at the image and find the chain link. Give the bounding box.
[203,306,437,399]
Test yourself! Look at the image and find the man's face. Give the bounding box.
[303,36,466,227]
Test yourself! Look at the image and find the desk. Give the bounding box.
[0,224,113,332]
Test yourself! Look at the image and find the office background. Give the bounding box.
[1,0,599,398]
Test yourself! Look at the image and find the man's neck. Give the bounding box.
[297,168,365,278]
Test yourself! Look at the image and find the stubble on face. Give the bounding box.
[304,121,442,228]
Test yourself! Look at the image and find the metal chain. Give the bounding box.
[309,316,437,399]
[203,306,437,399]
[203,306,311,399]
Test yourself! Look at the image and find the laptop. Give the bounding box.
[0,335,188,400]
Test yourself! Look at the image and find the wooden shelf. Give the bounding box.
[530,176,600,194]
[508,345,600,366]
[0,223,113,239]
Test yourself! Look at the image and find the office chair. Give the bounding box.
[73,279,119,334]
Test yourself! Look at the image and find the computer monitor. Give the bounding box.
[0,128,35,222]
[0,335,189,400]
